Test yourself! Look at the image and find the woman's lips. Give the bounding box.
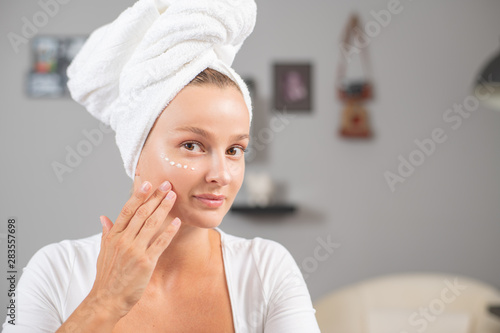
[194,194,226,208]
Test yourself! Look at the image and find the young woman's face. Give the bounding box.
[135,84,250,229]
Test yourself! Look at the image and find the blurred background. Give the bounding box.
[1,0,500,329]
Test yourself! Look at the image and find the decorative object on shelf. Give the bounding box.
[274,63,312,111]
[244,171,275,207]
[336,13,374,139]
[232,172,298,216]
[26,35,86,98]
[473,39,500,111]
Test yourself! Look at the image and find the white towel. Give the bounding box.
[67,0,256,180]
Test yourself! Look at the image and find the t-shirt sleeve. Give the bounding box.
[2,242,74,333]
[255,239,321,333]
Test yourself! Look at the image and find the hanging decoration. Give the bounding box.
[336,13,374,139]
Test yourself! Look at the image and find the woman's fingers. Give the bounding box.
[100,215,114,233]
[146,218,181,260]
[134,190,177,249]
[124,181,173,238]
[112,181,153,233]
[98,216,114,251]
[91,179,181,319]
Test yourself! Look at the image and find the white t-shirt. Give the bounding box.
[2,227,320,333]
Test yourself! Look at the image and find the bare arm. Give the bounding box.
[55,295,121,333]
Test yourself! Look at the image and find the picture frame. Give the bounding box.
[26,35,87,98]
[273,63,312,111]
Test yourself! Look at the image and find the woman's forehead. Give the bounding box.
[156,85,250,132]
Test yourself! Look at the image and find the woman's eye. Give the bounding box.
[227,146,246,156]
[182,142,203,152]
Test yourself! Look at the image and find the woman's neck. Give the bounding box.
[148,225,220,288]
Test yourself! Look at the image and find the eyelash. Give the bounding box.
[181,141,247,155]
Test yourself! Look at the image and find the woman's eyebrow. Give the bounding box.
[175,126,209,137]
[174,126,249,141]
[234,133,250,141]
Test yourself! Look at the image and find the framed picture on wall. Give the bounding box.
[273,63,312,111]
[26,35,87,98]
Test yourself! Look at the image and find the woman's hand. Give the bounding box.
[92,180,181,319]
[57,180,181,332]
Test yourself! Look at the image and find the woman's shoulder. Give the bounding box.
[24,233,101,281]
[215,227,301,281]
[215,227,308,310]
[216,227,292,260]
[28,233,101,265]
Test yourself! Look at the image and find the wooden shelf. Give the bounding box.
[230,204,297,215]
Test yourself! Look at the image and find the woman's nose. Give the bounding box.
[205,153,231,186]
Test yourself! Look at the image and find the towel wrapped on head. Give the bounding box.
[67,0,256,180]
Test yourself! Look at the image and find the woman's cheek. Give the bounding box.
[225,160,245,189]
[228,159,245,177]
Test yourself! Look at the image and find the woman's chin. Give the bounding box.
[175,211,225,229]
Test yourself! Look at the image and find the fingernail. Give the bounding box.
[141,181,151,193]
[171,217,181,226]
[165,191,175,200]
[99,216,105,227]
[160,181,171,192]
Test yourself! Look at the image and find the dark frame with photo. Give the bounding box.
[273,63,312,111]
[26,35,87,98]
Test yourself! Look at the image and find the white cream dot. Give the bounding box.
[170,161,175,166]
[183,165,187,169]
[191,167,195,171]
[176,163,182,168]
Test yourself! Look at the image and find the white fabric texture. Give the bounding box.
[66,0,256,180]
[2,228,320,332]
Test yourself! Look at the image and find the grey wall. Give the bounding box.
[1,0,500,312]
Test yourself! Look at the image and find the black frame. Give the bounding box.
[273,63,312,111]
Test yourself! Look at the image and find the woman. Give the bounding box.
[2,0,321,332]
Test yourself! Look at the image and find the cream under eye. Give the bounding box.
[159,153,195,171]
